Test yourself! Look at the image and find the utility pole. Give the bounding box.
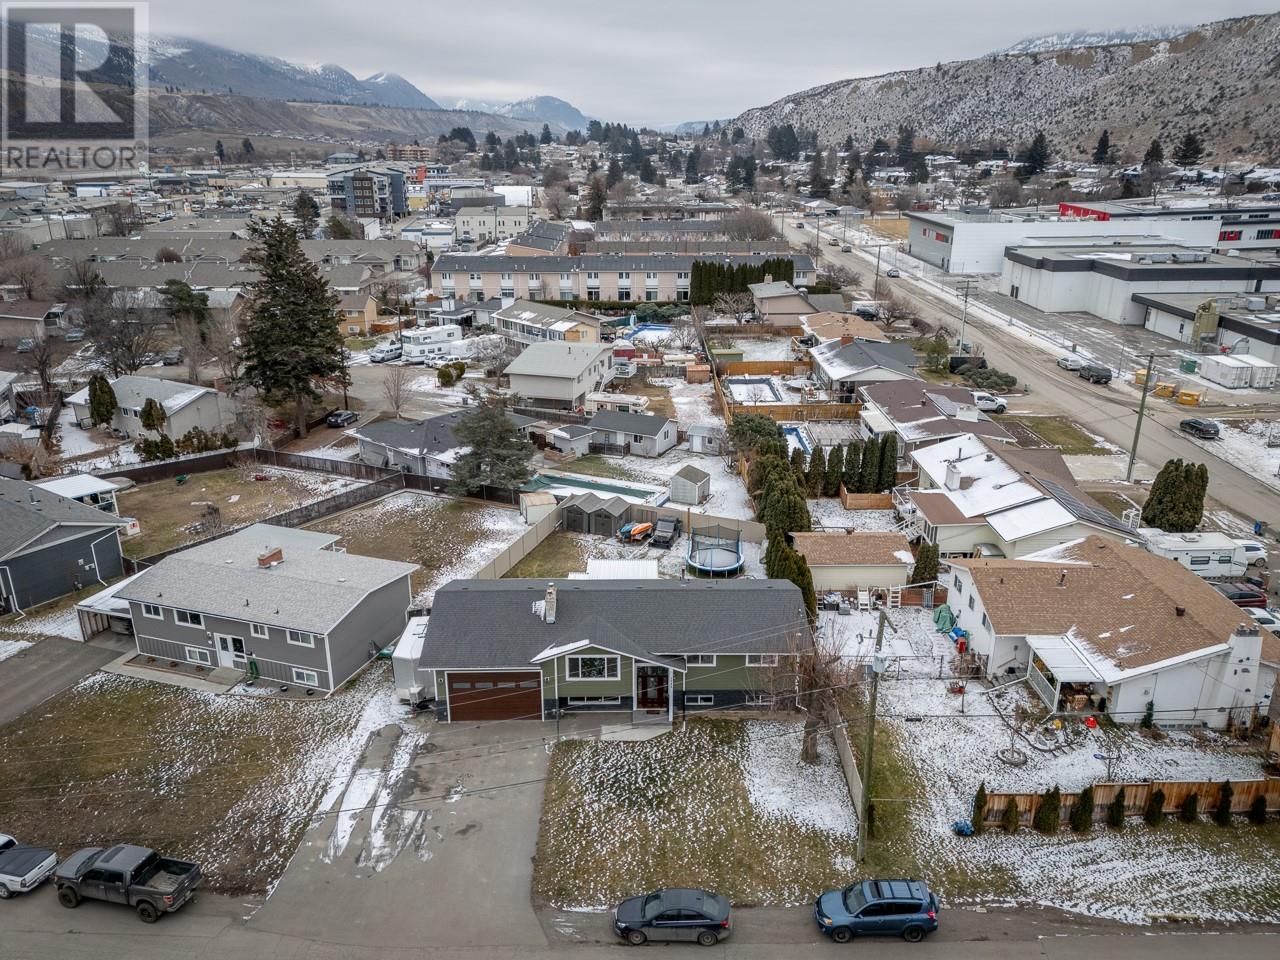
[856,606,895,863]
[956,279,976,349]
[1126,351,1164,483]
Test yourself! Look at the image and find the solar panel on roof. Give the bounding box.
[1038,479,1130,534]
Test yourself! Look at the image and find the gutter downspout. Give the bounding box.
[0,565,24,618]
[87,529,120,588]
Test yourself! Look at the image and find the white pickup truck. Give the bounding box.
[0,833,58,899]
[969,391,1007,414]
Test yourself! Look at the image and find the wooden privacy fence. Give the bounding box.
[721,360,811,377]
[839,488,894,510]
[727,401,862,422]
[983,779,1280,827]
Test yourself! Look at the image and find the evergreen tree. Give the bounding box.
[1173,131,1204,167]
[1069,785,1095,833]
[1092,130,1111,165]
[1143,788,1165,827]
[448,392,536,493]
[1107,787,1127,829]
[139,397,166,434]
[639,157,657,184]
[1020,131,1051,178]
[971,782,988,835]
[1001,796,1020,834]
[789,446,808,486]
[807,150,831,199]
[539,123,553,145]
[765,533,786,579]
[1248,795,1268,825]
[238,217,344,437]
[241,138,255,157]
[909,542,939,585]
[1179,793,1199,823]
[87,373,116,427]
[1142,139,1164,168]
[606,158,624,189]
[805,448,826,497]
[877,434,898,492]
[1213,781,1234,827]
[842,442,861,492]
[325,215,355,239]
[214,140,225,163]
[792,549,817,619]
[684,150,701,184]
[582,175,607,221]
[292,189,320,237]
[1142,458,1206,532]
[1141,700,1154,729]
[1188,462,1209,529]
[858,436,881,493]
[895,124,915,166]
[1032,786,1062,833]
[823,445,844,497]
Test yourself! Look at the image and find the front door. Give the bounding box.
[636,666,668,710]
[214,634,245,669]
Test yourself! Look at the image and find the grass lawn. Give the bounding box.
[556,454,637,480]
[344,336,378,351]
[308,491,525,604]
[504,532,591,579]
[118,466,359,558]
[865,216,910,240]
[996,415,1109,456]
[621,381,678,420]
[533,719,858,908]
[1086,490,1139,520]
[0,582,110,644]
[0,666,396,896]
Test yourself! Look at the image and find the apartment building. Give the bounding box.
[434,253,815,303]
[327,165,410,221]
[454,206,533,244]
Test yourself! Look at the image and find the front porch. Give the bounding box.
[1025,634,1106,715]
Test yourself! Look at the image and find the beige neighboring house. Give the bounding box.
[801,311,887,344]
[0,299,65,344]
[504,341,614,410]
[338,292,379,336]
[454,206,533,244]
[792,532,915,592]
[749,280,813,326]
[67,375,234,442]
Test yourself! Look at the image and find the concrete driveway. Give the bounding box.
[246,718,553,948]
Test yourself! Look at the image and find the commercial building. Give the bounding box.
[1131,292,1280,361]
[999,245,1280,326]
[1057,200,1280,254]
[904,207,1220,274]
[435,253,815,303]
[454,206,533,244]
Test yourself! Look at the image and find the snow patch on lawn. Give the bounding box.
[2,605,84,641]
[809,500,898,531]
[1185,419,1280,492]
[0,638,32,661]
[743,721,858,836]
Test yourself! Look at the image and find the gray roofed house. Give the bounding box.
[349,410,536,478]
[857,381,1016,468]
[504,341,615,411]
[0,475,127,611]
[66,375,234,442]
[116,524,417,692]
[809,338,920,398]
[421,578,812,721]
[587,410,678,457]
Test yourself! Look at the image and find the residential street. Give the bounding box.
[783,220,1280,529]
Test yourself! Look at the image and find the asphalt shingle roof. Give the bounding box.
[0,475,126,559]
[793,532,914,567]
[420,578,812,668]
[588,410,674,436]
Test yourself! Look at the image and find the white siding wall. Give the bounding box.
[808,563,911,592]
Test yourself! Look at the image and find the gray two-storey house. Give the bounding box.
[117,524,417,692]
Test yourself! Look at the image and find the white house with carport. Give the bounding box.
[946,536,1278,729]
[897,434,1135,558]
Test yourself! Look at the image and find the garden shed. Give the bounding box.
[560,492,631,537]
[670,464,712,505]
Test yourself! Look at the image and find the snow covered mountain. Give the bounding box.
[145,35,441,110]
[439,95,592,131]
[997,24,1192,54]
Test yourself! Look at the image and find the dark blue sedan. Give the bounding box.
[613,888,731,946]
[815,878,938,943]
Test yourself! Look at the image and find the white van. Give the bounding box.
[1144,531,1247,579]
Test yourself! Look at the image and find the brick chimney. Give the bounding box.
[258,547,284,568]
[543,583,557,624]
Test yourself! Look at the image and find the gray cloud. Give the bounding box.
[148,0,1274,125]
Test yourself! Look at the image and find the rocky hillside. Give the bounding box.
[149,92,551,145]
[997,24,1190,55]
[731,12,1280,160]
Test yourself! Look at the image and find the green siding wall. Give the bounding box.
[546,646,634,697]
[682,655,765,691]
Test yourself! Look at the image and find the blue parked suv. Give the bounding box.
[815,878,938,943]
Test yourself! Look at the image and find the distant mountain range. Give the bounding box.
[731,12,1280,161]
[996,24,1192,54]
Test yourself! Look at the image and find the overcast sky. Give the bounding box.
[151,0,1274,126]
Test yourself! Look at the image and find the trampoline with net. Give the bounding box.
[686,524,744,577]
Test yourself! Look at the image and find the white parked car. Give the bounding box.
[1244,607,1279,628]
[369,342,402,363]
[1056,355,1084,370]
[1234,539,1269,567]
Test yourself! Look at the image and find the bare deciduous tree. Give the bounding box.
[607,179,635,206]
[80,296,166,377]
[713,291,755,323]
[381,363,409,418]
[820,264,862,291]
[720,207,778,241]
[666,319,702,353]
[543,185,572,220]
[204,311,243,385]
[22,337,57,397]
[3,434,57,479]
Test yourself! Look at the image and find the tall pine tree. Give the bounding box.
[877,434,899,492]
[805,448,826,497]
[823,445,844,497]
[842,442,861,493]
[858,436,881,493]
[238,217,343,437]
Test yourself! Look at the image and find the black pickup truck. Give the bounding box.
[54,844,201,922]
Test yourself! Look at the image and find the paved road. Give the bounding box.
[783,220,1280,529]
[0,636,119,726]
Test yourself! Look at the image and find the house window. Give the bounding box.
[184,646,211,666]
[528,272,540,281]
[646,272,658,280]
[141,602,163,620]
[746,654,779,667]
[586,271,599,280]
[685,694,714,706]
[632,433,644,442]
[250,622,269,639]
[677,271,689,281]
[684,654,716,667]
[566,654,619,680]
[175,609,203,627]
[676,290,689,301]
[501,272,512,281]
[952,575,962,592]
[292,668,320,687]
[586,289,600,301]
[617,290,631,301]
[566,695,622,705]
[981,612,989,629]
[967,595,975,610]
[287,630,318,648]
[645,290,658,301]
[618,272,630,280]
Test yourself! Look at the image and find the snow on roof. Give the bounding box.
[33,474,117,500]
[985,498,1076,542]
[912,435,1041,518]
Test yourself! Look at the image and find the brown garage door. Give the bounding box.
[447,671,543,721]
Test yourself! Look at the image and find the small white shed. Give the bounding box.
[519,491,558,525]
[687,424,724,455]
[670,464,712,505]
